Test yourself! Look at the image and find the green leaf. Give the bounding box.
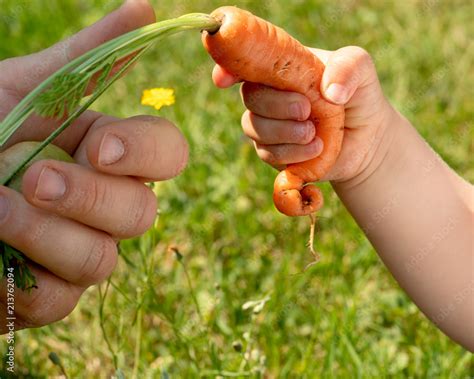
[0,241,37,291]
[33,72,90,118]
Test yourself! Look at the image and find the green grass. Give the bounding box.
[1,0,473,377]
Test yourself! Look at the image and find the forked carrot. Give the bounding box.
[203,6,345,217]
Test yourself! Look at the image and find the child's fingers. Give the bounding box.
[241,82,311,121]
[212,64,240,88]
[242,110,315,145]
[254,137,323,167]
[320,46,377,105]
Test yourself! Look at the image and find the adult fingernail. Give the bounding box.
[325,83,349,104]
[35,168,66,201]
[0,193,9,221]
[99,133,125,166]
[289,102,304,120]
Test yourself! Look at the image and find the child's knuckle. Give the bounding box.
[352,46,374,67]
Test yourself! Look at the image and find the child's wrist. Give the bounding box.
[332,103,406,193]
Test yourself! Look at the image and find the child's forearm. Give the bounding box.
[332,106,474,351]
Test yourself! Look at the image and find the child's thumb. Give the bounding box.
[320,46,377,105]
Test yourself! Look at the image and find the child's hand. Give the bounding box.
[214,43,474,351]
[212,46,395,184]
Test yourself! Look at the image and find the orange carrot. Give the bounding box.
[203,6,345,216]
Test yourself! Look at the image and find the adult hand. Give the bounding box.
[0,0,188,332]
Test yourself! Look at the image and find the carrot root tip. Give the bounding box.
[273,184,323,217]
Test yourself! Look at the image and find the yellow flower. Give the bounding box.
[141,88,175,110]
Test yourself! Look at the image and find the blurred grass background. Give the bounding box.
[1,0,473,377]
